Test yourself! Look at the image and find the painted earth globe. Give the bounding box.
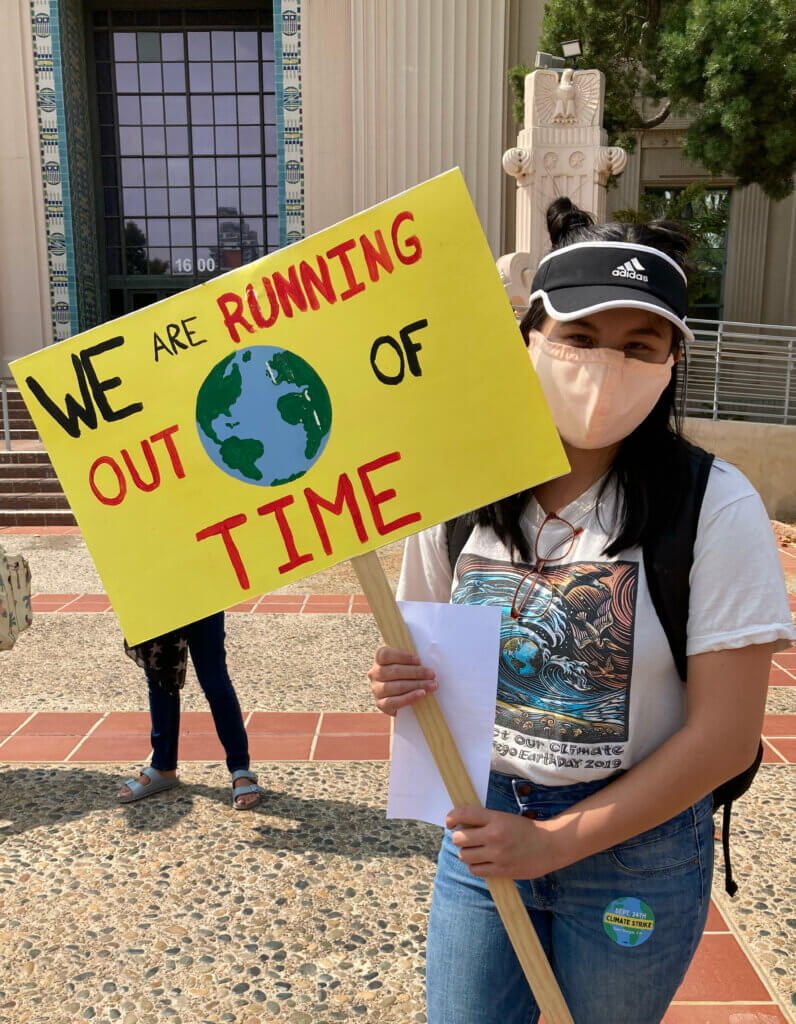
[196,345,332,486]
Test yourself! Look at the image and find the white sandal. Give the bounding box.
[230,769,263,810]
[118,766,179,803]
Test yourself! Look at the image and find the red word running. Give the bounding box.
[216,211,423,344]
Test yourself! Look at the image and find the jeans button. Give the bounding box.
[516,783,532,797]
[522,809,538,819]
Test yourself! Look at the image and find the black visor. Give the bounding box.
[529,242,693,344]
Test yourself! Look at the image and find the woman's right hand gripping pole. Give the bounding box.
[367,647,438,717]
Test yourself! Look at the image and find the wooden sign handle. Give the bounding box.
[351,550,574,1024]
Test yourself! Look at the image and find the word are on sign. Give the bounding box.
[11,169,567,645]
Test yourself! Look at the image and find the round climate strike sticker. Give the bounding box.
[602,897,655,947]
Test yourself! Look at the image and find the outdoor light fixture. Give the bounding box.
[535,51,567,70]
[561,39,583,59]
[535,40,583,73]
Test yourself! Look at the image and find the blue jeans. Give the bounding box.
[426,770,714,1024]
[148,612,249,774]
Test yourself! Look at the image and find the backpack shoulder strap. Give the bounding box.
[642,443,714,683]
[445,515,474,575]
[643,444,763,897]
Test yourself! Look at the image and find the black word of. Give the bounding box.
[370,319,428,385]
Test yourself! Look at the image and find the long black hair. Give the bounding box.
[470,197,695,562]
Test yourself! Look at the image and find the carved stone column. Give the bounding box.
[497,68,628,306]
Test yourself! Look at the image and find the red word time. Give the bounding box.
[87,427,420,586]
[197,451,421,587]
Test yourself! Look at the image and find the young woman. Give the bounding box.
[118,611,263,809]
[368,199,794,1024]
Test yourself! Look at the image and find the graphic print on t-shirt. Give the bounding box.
[453,555,638,743]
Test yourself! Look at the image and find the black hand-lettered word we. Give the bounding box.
[153,316,207,361]
[25,336,143,439]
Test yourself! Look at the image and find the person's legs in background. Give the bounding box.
[185,612,257,807]
[117,669,180,799]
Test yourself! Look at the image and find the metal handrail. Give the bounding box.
[683,319,795,425]
[1,381,10,452]
[688,318,795,331]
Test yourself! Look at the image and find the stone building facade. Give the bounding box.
[2,0,794,376]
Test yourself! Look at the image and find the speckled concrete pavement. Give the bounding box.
[1,761,793,1023]
[0,762,437,1024]
[1,534,395,714]
[1,614,382,715]
[709,765,795,1014]
[1,533,794,1023]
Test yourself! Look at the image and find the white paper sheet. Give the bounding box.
[386,600,502,827]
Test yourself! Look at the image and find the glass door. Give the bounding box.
[89,6,279,317]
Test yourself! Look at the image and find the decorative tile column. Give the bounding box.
[58,0,101,331]
[275,0,305,246]
[29,0,76,342]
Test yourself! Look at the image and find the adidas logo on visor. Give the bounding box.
[611,257,648,281]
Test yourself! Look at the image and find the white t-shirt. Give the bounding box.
[397,459,795,786]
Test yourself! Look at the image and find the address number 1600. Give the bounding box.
[174,257,216,274]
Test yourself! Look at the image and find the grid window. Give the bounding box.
[642,188,731,321]
[93,8,278,297]
[163,64,186,92]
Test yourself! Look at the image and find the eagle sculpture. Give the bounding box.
[534,68,601,127]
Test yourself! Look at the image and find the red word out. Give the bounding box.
[88,424,185,506]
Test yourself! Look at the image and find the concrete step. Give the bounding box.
[0,463,56,479]
[0,451,52,465]
[0,477,63,494]
[2,492,71,510]
[0,508,77,527]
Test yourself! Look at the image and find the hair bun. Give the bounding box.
[640,219,691,266]
[546,197,595,245]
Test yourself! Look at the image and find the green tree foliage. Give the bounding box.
[614,184,731,311]
[661,0,794,199]
[510,0,794,199]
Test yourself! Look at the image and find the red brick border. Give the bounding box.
[1,710,792,764]
[28,591,376,614]
[0,710,391,763]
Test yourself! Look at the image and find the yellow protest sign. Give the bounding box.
[11,169,567,645]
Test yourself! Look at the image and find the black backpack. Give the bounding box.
[446,445,762,896]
